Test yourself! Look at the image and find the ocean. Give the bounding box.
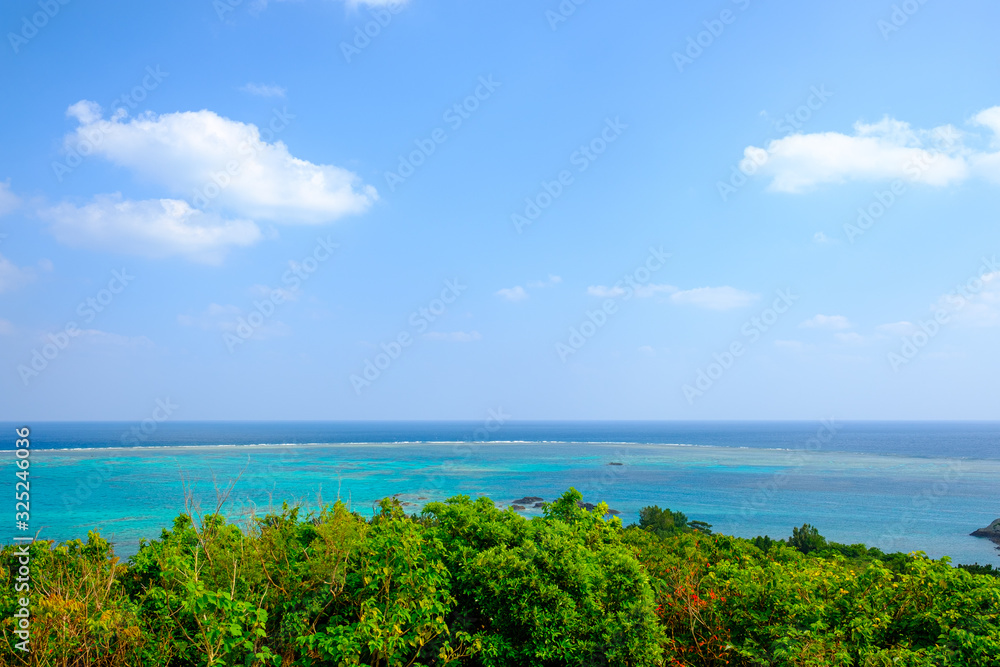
[4,421,999,564]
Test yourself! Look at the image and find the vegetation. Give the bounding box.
[3,488,1000,666]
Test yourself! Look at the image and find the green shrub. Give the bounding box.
[425,489,664,666]
[3,490,999,666]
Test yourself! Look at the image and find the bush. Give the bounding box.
[638,505,689,538]
[426,489,664,666]
[3,490,1000,666]
[788,523,826,555]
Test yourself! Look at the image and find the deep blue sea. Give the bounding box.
[3,421,999,564]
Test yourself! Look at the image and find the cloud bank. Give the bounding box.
[252,0,409,13]
[40,195,262,264]
[0,254,35,293]
[669,286,759,311]
[586,283,757,311]
[496,275,562,302]
[800,314,852,330]
[43,102,377,262]
[239,83,286,98]
[0,181,20,217]
[63,101,376,224]
[741,108,1000,192]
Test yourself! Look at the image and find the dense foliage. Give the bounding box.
[3,489,1000,666]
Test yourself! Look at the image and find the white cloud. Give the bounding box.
[974,107,1000,139]
[0,180,20,217]
[423,331,482,343]
[527,275,562,289]
[635,283,677,298]
[252,0,408,13]
[587,283,752,309]
[587,285,626,298]
[240,83,286,98]
[876,321,916,336]
[250,283,299,302]
[178,303,240,329]
[63,101,377,225]
[496,286,528,302]
[669,286,759,311]
[971,109,1000,184]
[871,270,1000,341]
[343,0,408,7]
[800,314,852,330]
[0,319,14,335]
[75,329,155,348]
[743,115,975,193]
[498,276,561,302]
[813,231,833,244]
[0,254,35,293]
[587,283,676,299]
[178,303,291,339]
[834,332,866,345]
[933,271,1000,327]
[40,194,262,264]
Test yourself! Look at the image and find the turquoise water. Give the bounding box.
[27,439,1000,565]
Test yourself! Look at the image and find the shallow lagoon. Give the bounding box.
[30,440,1000,564]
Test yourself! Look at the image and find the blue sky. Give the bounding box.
[2,0,1000,421]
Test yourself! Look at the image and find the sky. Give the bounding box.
[2,0,1000,421]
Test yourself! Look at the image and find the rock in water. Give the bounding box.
[512,496,543,505]
[971,518,1000,544]
[511,504,525,511]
